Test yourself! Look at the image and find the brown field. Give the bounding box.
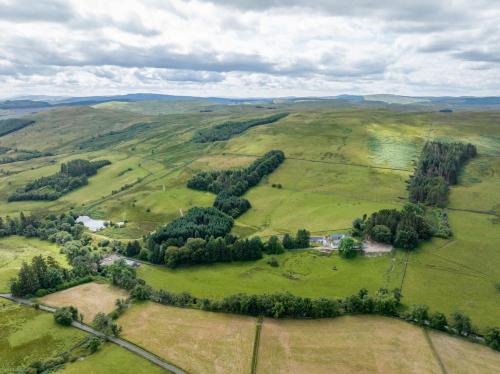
[39,282,129,322]
[429,330,500,374]
[118,301,256,374]
[258,316,442,374]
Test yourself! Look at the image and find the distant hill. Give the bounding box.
[0,100,52,109]
[4,93,500,111]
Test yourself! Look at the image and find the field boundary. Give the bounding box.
[0,294,187,374]
[423,327,448,374]
[214,152,413,172]
[251,316,263,374]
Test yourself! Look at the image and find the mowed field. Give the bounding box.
[118,301,256,374]
[256,315,500,374]
[0,299,86,372]
[0,236,68,292]
[39,282,129,323]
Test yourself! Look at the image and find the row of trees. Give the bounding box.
[408,141,476,206]
[0,118,35,137]
[187,150,285,197]
[187,150,285,218]
[352,203,433,249]
[0,148,52,164]
[8,159,111,201]
[403,304,499,350]
[192,113,288,143]
[141,228,310,268]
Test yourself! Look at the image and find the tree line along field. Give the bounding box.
[5,283,499,374]
[0,101,499,331]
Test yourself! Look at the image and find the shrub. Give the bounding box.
[338,237,357,258]
[54,306,78,326]
[485,327,500,351]
[429,311,448,331]
[92,313,121,336]
[267,257,279,267]
[450,311,475,335]
[406,304,429,325]
[131,284,153,300]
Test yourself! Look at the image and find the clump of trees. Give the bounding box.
[145,207,234,251]
[408,141,476,206]
[192,113,288,143]
[8,159,111,201]
[0,212,84,241]
[282,229,310,249]
[187,150,285,217]
[10,254,95,297]
[92,312,121,336]
[338,237,358,258]
[10,255,71,297]
[54,306,79,326]
[213,192,251,218]
[352,203,432,250]
[5,211,101,297]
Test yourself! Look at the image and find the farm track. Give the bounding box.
[423,328,448,374]
[0,294,186,374]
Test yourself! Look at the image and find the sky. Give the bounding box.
[1,0,500,98]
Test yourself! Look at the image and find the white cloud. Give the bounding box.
[0,0,499,97]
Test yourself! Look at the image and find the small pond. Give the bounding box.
[76,216,108,232]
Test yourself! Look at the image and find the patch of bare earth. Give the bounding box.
[118,302,256,374]
[429,330,500,374]
[257,315,442,374]
[39,282,129,322]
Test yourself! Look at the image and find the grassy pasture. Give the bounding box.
[118,301,256,374]
[0,236,67,292]
[257,315,500,374]
[0,106,149,152]
[138,250,405,299]
[0,102,498,335]
[402,210,500,331]
[60,343,166,374]
[39,282,129,323]
[0,299,86,372]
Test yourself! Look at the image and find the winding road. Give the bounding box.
[0,293,186,374]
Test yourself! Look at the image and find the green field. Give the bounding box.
[60,343,166,374]
[0,299,86,372]
[138,250,405,299]
[0,236,68,292]
[0,100,499,331]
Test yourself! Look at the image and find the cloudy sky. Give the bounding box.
[1,0,500,98]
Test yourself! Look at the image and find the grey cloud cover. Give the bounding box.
[0,0,499,97]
